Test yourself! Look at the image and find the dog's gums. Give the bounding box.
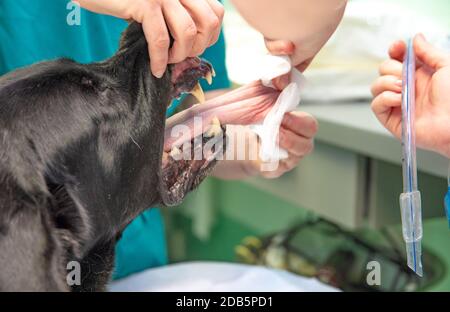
[170,57,214,103]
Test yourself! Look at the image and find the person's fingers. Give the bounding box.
[371,91,402,114]
[264,38,295,56]
[272,73,291,91]
[259,161,287,179]
[280,153,302,172]
[371,92,402,139]
[180,0,221,56]
[142,5,170,78]
[370,75,402,97]
[378,59,403,77]
[295,57,314,73]
[280,112,318,139]
[388,40,406,62]
[278,128,314,157]
[371,91,402,134]
[260,169,283,179]
[263,38,295,91]
[203,0,225,46]
[264,153,301,179]
[162,0,197,64]
[414,33,450,71]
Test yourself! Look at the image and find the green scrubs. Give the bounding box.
[0,0,229,280]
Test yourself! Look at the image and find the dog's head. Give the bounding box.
[115,23,222,207]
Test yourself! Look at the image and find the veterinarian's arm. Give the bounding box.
[77,0,224,78]
[213,112,318,180]
[371,35,450,158]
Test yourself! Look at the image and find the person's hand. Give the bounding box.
[243,37,318,178]
[263,38,294,90]
[231,0,346,89]
[265,38,314,72]
[77,0,224,78]
[245,111,318,179]
[371,34,450,157]
[263,38,317,90]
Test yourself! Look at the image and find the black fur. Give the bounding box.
[0,23,176,291]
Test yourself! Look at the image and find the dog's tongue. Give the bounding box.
[164,81,279,151]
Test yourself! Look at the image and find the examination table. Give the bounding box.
[109,262,338,292]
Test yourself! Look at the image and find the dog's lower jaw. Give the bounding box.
[159,125,226,206]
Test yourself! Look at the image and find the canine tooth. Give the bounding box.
[205,71,213,85]
[211,66,216,77]
[205,117,222,137]
[190,82,205,103]
[170,146,182,159]
[211,116,220,127]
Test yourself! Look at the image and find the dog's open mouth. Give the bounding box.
[160,58,280,206]
[169,57,214,103]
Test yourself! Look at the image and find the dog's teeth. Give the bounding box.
[190,82,205,104]
[211,66,216,78]
[170,146,182,159]
[211,116,220,127]
[205,117,222,137]
[205,71,213,85]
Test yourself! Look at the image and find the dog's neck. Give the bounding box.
[89,23,172,229]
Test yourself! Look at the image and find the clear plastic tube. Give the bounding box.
[399,38,423,277]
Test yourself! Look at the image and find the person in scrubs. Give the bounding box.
[0,0,335,280]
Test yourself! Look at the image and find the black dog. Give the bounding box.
[0,22,221,291]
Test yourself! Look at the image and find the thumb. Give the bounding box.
[414,34,450,70]
[264,38,295,56]
[272,73,290,91]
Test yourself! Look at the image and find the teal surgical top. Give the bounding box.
[0,0,230,280]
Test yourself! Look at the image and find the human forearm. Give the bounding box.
[76,0,136,19]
